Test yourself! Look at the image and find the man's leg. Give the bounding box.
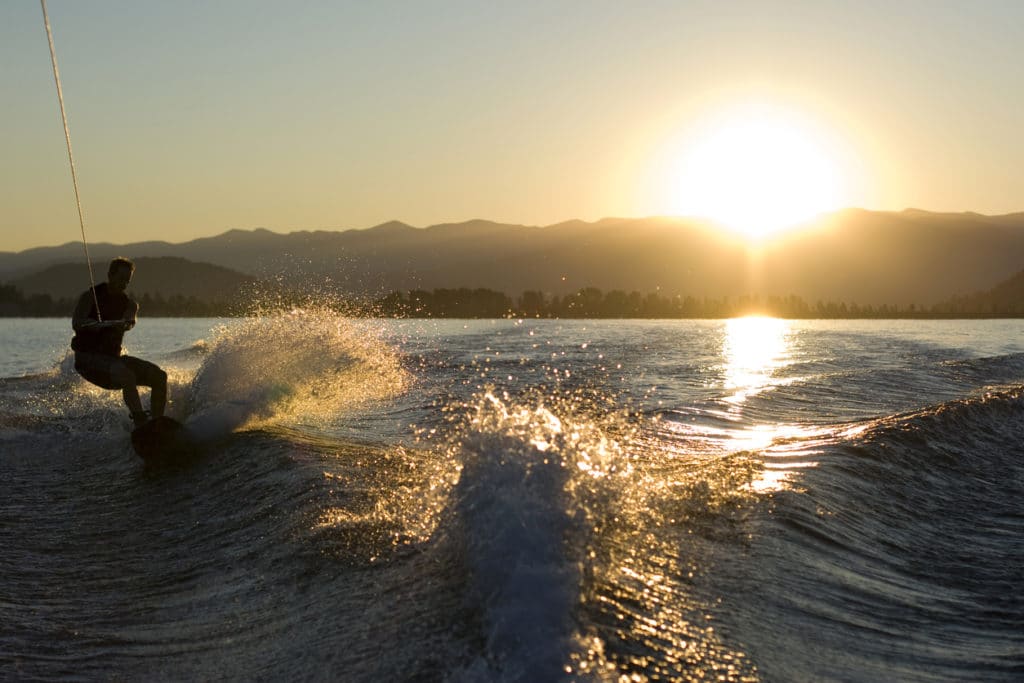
[122,357,168,419]
[74,352,151,425]
[108,361,146,423]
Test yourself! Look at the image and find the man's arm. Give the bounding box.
[71,290,96,331]
[124,299,139,331]
[71,291,132,331]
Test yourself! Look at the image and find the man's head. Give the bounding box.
[107,257,135,293]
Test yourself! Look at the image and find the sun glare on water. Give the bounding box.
[664,104,852,240]
[723,315,791,404]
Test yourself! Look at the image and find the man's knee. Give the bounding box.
[122,357,166,389]
[143,363,167,387]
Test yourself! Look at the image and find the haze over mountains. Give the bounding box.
[3,209,1023,307]
[8,258,255,303]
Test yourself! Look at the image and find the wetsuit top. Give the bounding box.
[71,283,132,356]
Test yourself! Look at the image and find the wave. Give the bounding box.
[719,387,1024,682]
[181,310,409,442]
[837,385,1024,470]
[4,321,1022,681]
[0,310,411,463]
[438,388,765,681]
[439,389,639,682]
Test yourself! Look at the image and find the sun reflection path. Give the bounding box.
[721,317,823,493]
[722,316,791,406]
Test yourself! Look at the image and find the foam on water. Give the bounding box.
[183,310,408,440]
[440,388,643,682]
[440,386,768,681]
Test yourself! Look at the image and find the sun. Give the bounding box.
[665,104,850,240]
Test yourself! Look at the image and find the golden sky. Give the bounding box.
[2,1,1021,250]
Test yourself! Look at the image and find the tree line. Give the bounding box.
[373,287,1024,318]
[2,282,1021,319]
[0,285,232,317]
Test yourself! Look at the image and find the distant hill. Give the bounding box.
[3,210,1024,306]
[935,269,1024,315]
[10,257,256,302]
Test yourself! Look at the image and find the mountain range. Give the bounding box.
[3,209,1024,306]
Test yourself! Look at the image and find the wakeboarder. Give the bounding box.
[71,257,168,427]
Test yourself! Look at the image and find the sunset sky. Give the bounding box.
[2,0,1022,251]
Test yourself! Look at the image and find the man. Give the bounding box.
[71,257,167,427]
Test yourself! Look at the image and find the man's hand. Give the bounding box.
[79,319,132,330]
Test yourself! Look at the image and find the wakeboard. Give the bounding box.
[131,416,197,463]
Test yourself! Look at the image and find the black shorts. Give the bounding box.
[74,352,165,391]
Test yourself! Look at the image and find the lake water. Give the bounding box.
[2,315,1022,681]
